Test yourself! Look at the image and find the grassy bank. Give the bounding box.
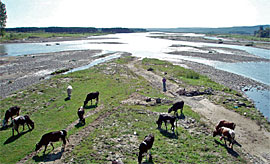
[0,32,106,42]
[140,58,270,131]
[0,57,248,163]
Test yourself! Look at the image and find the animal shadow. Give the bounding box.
[4,129,32,145]
[214,139,240,157]
[84,104,97,109]
[64,97,71,101]
[33,148,64,162]
[158,128,178,139]
[178,113,185,120]
[75,122,85,128]
[0,124,12,131]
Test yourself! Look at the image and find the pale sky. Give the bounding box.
[2,0,270,28]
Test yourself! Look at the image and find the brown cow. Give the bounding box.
[215,120,236,131]
[35,130,69,154]
[213,127,235,149]
[168,101,184,117]
[156,114,177,132]
[84,91,99,107]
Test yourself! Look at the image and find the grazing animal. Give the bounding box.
[35,130,69,154]
[77,106,85,124]
[168,101,184,117]
[67,85,73,99]
[12,115,34,136]
[156,114,176,132]
[213,127,235,149]
[84,91,99,107]
[138,134,155,164]
[2,106,20,127]
[215,120,236,131]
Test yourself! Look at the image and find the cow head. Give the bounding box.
[156,120,162,129]
[168,107,172,113]
[35,143,42,151]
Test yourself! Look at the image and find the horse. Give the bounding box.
[138,134,155,164]
[12,115,34,136]
[215,120,236,131]
[168,101,184,117]
[156,114,176,132]
[213,127,235,149]
[84,91,99,107]
[77,106,85,124]
[35,130,69,154]
[2,106,20,127]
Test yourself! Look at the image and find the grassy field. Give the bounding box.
[0,57,249,163]
[0,32,106,42]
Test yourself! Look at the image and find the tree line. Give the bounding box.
[5,27,147,34]
[254,26,270,38]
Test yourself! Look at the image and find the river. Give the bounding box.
[0,32,269,119]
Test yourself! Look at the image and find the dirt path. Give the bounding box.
[127,60,270,163]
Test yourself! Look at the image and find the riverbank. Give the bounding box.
[0,50,129,98]
[150,34,270,50]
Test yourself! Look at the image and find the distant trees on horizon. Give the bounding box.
[254,26,270,38]
[5,27,147,34]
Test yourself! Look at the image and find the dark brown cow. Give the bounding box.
[2,106,20,127]
[84,91,99,107]
[138,134,155,164]
[215,120,236,131]
[168,101,184,117]
[35,130,69,154]
[156,114,176,132]
[12,115,34,136]
[213,127,235,149]
[77,106,85,124]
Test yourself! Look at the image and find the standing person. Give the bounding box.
[162,77,167,92]
[67,85,73,99]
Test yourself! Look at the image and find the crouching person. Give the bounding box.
[77,106,85,125]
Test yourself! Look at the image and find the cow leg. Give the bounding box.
[165,122,167,131]
[171,122,175,132]
[22,124,25,131]
[91,99,92,105]
[43,145,48,154]
[50,143,55,150]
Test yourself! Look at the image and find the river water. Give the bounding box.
[0,32,269,119]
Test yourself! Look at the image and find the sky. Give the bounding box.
[2,0,270,28]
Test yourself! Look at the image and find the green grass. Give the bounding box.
[0,57,248,163]
[0,32,107,42]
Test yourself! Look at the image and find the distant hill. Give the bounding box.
[147,25,270,35]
